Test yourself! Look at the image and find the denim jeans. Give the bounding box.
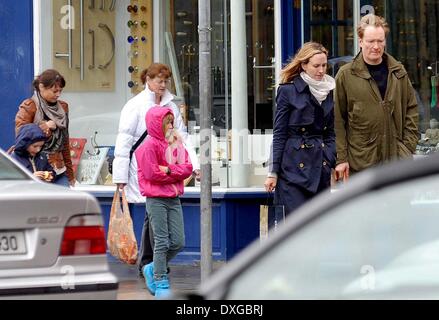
[136,204,154,274]
[146,197,185,280]
[54,172,70,187]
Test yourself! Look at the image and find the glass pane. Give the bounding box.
[250,0,275,132]
[384,1,439,146]
[163,0,230,187]
[0,155,30,180]
[307,0,354,58]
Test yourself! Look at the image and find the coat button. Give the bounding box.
[323,161,327,166]
[299,163,305,168]
[301,144,305,149]
[324,126,327,131]
[301,128,306,132]
[321,143,325,147]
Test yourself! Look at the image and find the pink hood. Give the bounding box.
[135,106,193,198]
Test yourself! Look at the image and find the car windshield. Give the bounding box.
[0,154,31,180]
[226,173,439,299]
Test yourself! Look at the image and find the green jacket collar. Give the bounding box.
[351,51,407,80]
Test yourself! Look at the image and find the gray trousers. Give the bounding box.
[146,197,185,280]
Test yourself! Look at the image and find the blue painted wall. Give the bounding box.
[98,192,270,263]
[0,1,34,150]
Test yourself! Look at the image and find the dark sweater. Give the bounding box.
[366,58,389,100]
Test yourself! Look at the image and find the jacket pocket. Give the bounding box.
[348,132,379,171]
[280,138,313,187]
[351,102,379,132]
[322,145,336,168]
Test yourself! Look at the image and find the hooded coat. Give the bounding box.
[112,86,199,203]
[135,107,193,198]
[11,123,55,177]
[334,52,419,172]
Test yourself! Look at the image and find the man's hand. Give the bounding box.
[334,162,350,183]
[264,177,277,193]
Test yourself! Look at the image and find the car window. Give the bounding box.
[0,154,31,180]
[226,174,439,299]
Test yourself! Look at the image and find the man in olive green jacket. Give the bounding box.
[334,14,419,181]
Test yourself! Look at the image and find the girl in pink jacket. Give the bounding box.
[135,106,193,298]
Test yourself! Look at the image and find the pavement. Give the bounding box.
[109,259,225,300]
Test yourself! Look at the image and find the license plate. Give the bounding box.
[0,231,27,255]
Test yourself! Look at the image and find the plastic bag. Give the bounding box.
[107,188,138,264]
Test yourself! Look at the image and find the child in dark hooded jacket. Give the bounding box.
[11,123,55,182]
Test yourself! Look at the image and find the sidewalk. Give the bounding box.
[109,260,225,300]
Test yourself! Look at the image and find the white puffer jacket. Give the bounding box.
[112,86,199,203]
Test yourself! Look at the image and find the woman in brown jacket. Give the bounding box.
[15,69,75,187]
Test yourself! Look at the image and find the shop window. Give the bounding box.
[161,0,276,188]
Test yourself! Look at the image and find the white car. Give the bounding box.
[0,149,118,299]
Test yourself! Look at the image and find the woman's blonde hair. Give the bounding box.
[280,42,329,84]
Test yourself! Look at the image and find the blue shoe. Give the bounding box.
[142,263,155,295]
[155,278,171,299]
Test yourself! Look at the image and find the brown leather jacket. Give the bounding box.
[15,98,74,182]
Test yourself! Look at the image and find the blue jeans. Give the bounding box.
[54,172,70,187]
[146,197,185,280]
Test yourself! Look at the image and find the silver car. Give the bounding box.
[185,153,439,300]
[0,149,118,299]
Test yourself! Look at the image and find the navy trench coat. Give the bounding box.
[271,76,336,215]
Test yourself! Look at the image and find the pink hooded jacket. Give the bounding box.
[135,106,193,198]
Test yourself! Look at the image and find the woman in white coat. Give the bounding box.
[112,63,199,276]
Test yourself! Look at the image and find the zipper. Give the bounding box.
[29,157,37,173]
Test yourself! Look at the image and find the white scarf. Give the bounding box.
[300,72,335,105]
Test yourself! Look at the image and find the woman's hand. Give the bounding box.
[264,177,277,193]
[46,120,56,130]
[117,183,127,190]
[193,169,201,181]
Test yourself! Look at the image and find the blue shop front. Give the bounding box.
[77,186,270,263]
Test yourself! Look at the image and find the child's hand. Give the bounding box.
[34,171,53,182]
[159,166,168,173]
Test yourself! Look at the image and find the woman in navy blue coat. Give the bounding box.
[265,42,336,215]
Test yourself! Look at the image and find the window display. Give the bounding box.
[53,0,116,90]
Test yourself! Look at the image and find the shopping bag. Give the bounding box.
[107,188,138,264]
[260,204,285,241]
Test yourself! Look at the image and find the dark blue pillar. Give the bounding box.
[281,0,302,64]
[0,1,34,149]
